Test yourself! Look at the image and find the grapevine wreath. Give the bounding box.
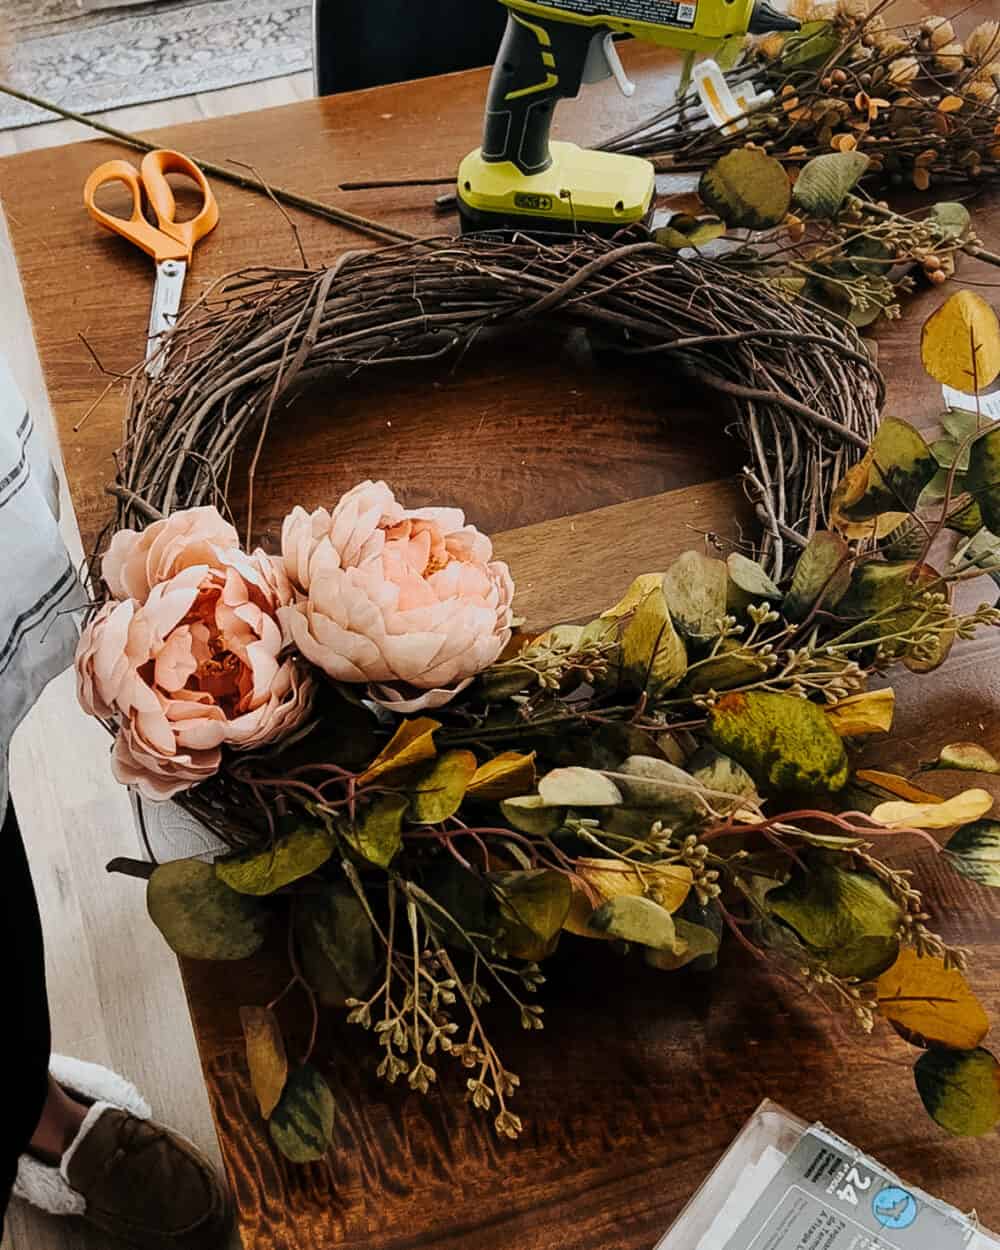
[80,226,1000,1161]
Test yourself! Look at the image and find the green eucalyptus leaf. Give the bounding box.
[965,424,1000,534]
[683,642,773,694]
[946,819,1000,887]
[216,826,334,896]
[726,552,782,611]
[783,531,852,621]
[792,151,870,217]
[662,551,729,643]
[846,234,895,277]
[611,755,717,827]
[688,746,760,814]
[928,202,972,242]
[269,1064,336,1163]
[645,918,721,970]
[409,750,478,824]
[766,855,902,980]
[928,743,1000,775]
[500,794,565,836]
[295,881,377,1007]
[538,766,623,808]
[781,20,841,69]
[147,859,269,961]
[699,148,792,231]
[490,869,572,960]
[840,418,938,521]
[587,894,679,950]
[837,561,953,674]
[914,1048,1000,1137]
[621,584,688,697]
[421,860,501,951]
[344,794,409,869]
[708,690,849,794]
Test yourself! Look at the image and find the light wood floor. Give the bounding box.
[0,72,312,1250]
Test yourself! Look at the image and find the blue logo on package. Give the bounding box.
[874,1186,918,1230]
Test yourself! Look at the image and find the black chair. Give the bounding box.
[313,0,506,95]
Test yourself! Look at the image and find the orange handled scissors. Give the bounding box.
[83,149,219,378]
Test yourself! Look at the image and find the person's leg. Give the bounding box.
[0,796,55,1228]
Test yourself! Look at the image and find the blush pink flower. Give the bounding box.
[278,481,514,712]
[77,515,313,800]
[102,505,245,603]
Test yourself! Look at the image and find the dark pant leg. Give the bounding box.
[0,797,52,1227]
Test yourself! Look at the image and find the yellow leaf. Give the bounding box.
[921,291,1000,393]
[564,858,692,938]
[467,751,537,801]
[872,789,994,830]
[856,769,944,805]
[825,689,895,737]
[829,452,909,538]
[601,573,665,621]
[939,95,965,113]
[877,948,989,1050]
[240,1006,288,1120]
[358,717,440,785]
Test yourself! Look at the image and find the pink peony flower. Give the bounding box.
[278,481,514,712]
[77,515,313,800]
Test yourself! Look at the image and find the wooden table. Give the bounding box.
[5,16,1000,1248]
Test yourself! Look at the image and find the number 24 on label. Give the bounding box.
[837,1167,873,1206]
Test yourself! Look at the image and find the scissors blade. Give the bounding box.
[146,258,187,379]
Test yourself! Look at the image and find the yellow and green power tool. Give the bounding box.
[458,0,799,234]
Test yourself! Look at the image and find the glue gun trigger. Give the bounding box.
[582,32,636,98]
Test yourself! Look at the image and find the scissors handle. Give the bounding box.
[139,150,219,259]
[83,159,188,263]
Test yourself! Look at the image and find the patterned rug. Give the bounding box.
[0,0,312,129]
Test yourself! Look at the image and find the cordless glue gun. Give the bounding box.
[457,0,799,234]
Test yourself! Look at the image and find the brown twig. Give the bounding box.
[0,82,416,246]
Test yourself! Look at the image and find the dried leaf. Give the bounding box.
[877,949,989,1050]
[825,689,895,737]
[767,855,902,980]
[662,551,729,643]
[621,583,688,697]
[216,826,334,896]
[792,151,870,217]
[855,769,945,805]
[871,789,993,830]
[699,148,792,231]
[921,291,1000,394]
[269,1064,336,1163]
[783,531,853,620]
[563,858,692,938]
[946,819,1000,887]
[240,1006,288,1120]
[927,742,1000,775]
[708,690,849,794]
[837,561,954,675]
[345,794,409,869]
[409,750,478,823]
[358,717,440,785]
[538,766,623,808]
[587,894,679,950]
[914,1048,1000,1137]
[601,573,665,621]
[147,859,268,961]
[611,755,724,826]
[939,95,965,113]
[467,751,537,800]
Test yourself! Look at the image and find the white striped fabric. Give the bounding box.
[0,355,87,814]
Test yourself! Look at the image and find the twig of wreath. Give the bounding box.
[98,232,884,586]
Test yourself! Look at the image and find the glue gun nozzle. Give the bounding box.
[749,0,801,34]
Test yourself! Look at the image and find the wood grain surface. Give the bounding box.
[5,3,1000,1245]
